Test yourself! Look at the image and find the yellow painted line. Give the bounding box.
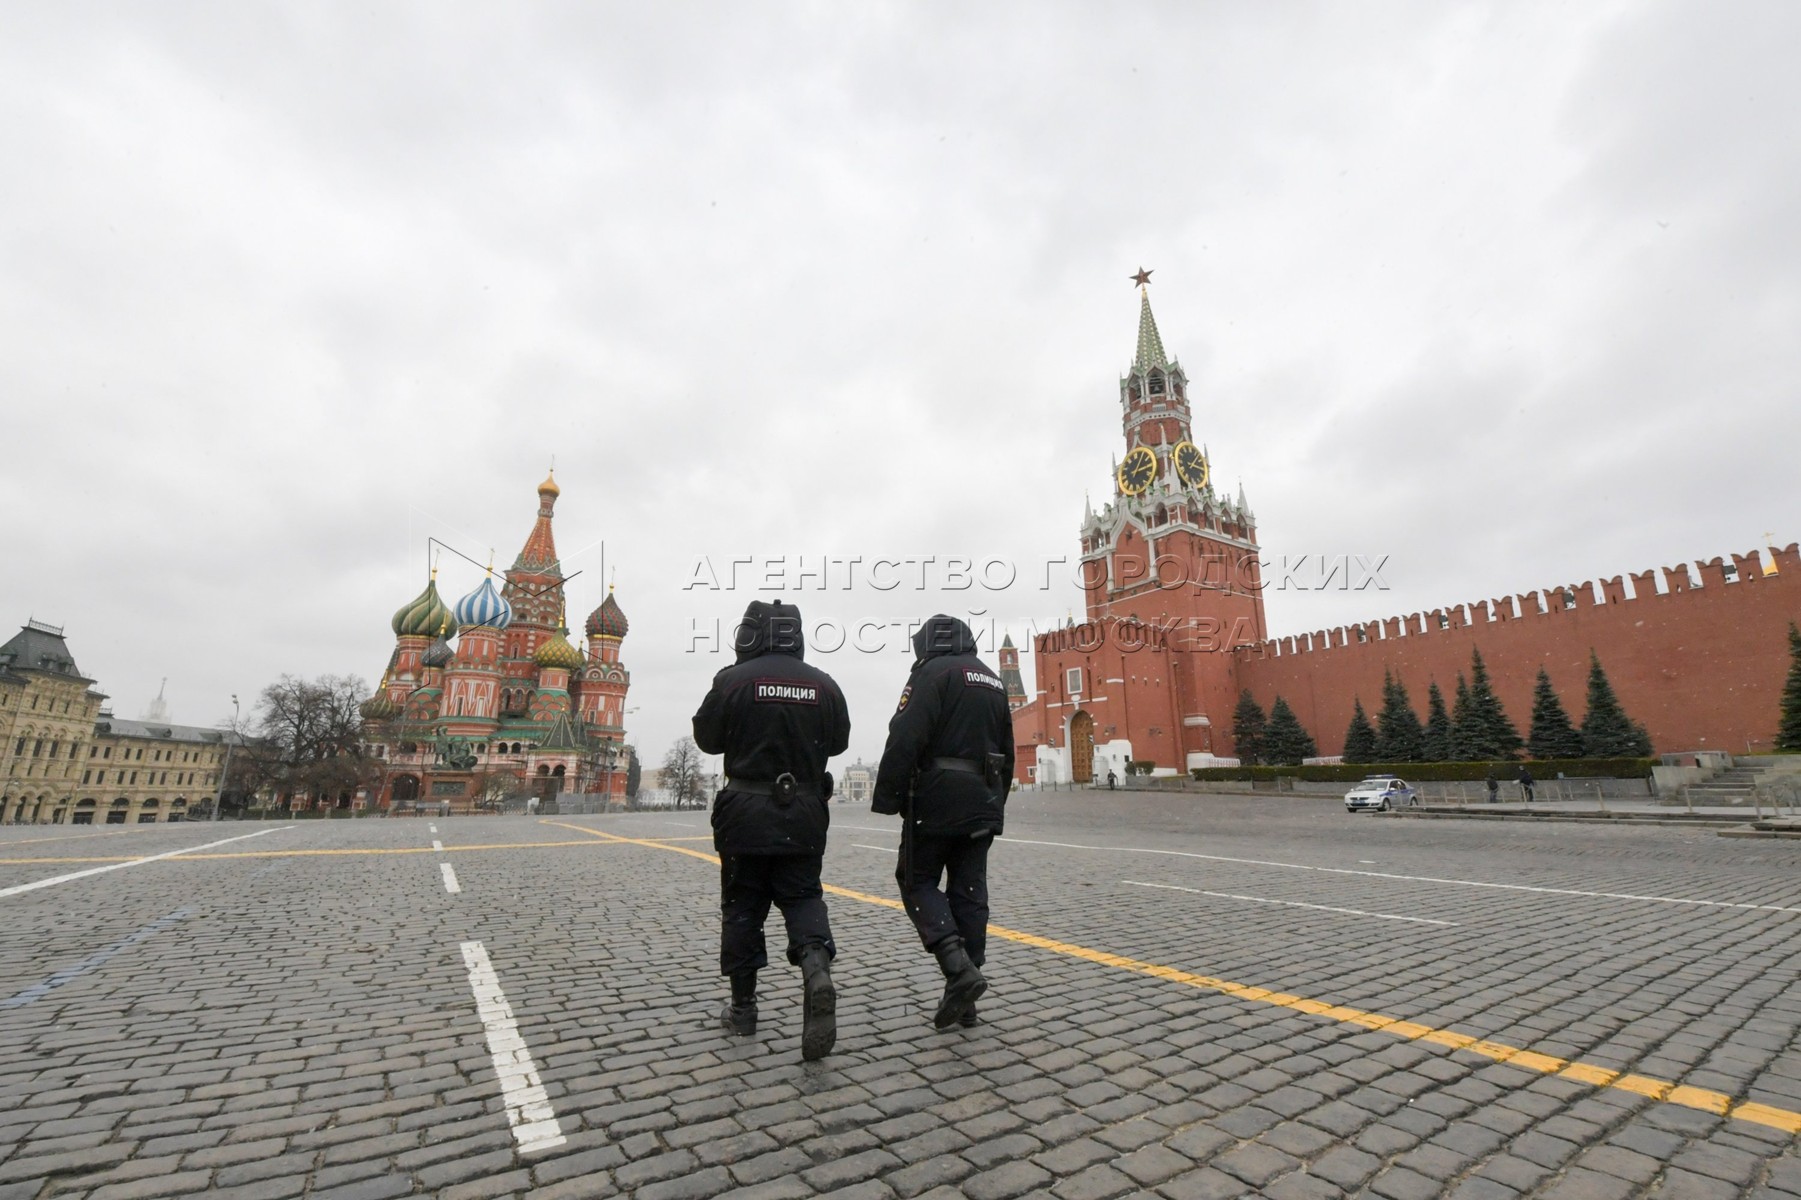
[537,818,1801,1137]
[0,828,149,847]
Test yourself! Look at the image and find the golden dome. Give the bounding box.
[538,469,560,498]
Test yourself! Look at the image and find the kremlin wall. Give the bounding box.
[1010,285,1800,783]
[1234,543,1801,762]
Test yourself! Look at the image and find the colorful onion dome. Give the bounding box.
[586,591,629,639]
[392,576,458,638]
[454,575,513,630]
[403,686,441,721]
[359,693,400,720]
[422,635,455,669]
[534,628,584,671]
[538,469,560,498]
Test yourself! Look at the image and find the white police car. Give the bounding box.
[1344,775,1416,812]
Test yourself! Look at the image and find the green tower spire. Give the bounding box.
[1134,288,1168,373]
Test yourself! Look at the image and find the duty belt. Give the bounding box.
[725,777,821,798]
[930,757,984,775]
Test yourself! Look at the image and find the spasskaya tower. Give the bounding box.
[1011,271,1265,783]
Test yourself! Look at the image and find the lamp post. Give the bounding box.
[210,694,240,823]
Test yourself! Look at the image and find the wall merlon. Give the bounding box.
[1664,565,1691,593]
[1489,596,1513,621]
[1697,557,1727,587]
[1600,576,1627,604]
[1517,591,1544,616]
[1731,551,1764,582]
[1630,569,1659,598]
[1383,616,1404,639]
[1775,543,1801,573]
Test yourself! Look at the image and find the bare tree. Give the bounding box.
[247,674,374,810]
[661,736,711,810]
[470,767,525,811]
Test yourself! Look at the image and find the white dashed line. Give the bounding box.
[1003,836,1801,914]
[1123,880,1458,926]
[852,843,898,854]
[0,828,290,899]
[440,863,461,894]
[459,941,566,1154]
[429,825,438,834]
[432,840,444,852]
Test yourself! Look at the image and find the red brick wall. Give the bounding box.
[1233,544,1801,757]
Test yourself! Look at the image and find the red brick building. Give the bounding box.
[1011,290,1800,782]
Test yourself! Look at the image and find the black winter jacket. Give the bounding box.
[872,615,1014,837]
[693,601,851,855]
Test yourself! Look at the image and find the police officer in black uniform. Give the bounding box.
[873,614,1014,1029]
[693,600,850,1061]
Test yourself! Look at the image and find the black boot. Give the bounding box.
[798,945,836,1061]
[721,971,757,1036]
[932,936,987,1029]
[957,1004,979,1028]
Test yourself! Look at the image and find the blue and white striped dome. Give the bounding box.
[454,576,513,630]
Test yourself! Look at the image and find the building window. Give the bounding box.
[1065,668,1083,695]
[82,769,90,784]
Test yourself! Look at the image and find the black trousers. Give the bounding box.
[719,853,833,978]
[896,832,991,966]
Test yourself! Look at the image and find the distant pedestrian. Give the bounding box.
[1518,766,1535,803]
[1485,769,1499,803]
[1107,769,1118,790]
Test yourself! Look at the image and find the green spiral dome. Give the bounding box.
[392,577,459,639]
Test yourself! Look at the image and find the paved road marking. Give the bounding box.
[1123,880,1458,926]
[539,819,1801,1136]
[853,843,898,854]
[0,828,288,898]
[1001,836,1801,915]
[432,839,444,852]
[441,863,461,894]
[1,908,192,1008]
[0,828,147,847]
[429,825,438,834]
[0,838,621,865]
[459,940,565,1154]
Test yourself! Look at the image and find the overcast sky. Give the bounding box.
[4,1,1797,768]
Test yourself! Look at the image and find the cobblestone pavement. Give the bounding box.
[1,793,1797,1199]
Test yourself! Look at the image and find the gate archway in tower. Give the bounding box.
[1070,711,1096,784]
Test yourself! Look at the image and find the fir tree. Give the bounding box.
[1263,696,1318,766]
[1526,666,1584,760]
[1465,648,1523,761]
[1580,652,1652,757]
[1421,682,1453,762]
[1450,673,1479,761]
[1778,622,1801,752]
[1342,699,1378,765]
[1231,689,1267,766]
[1374,670,1425,763]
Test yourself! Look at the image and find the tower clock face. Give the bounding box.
[1173,441,1210,489]
[1117,445,1157,495]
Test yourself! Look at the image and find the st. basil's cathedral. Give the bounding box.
[356,472,632,810]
